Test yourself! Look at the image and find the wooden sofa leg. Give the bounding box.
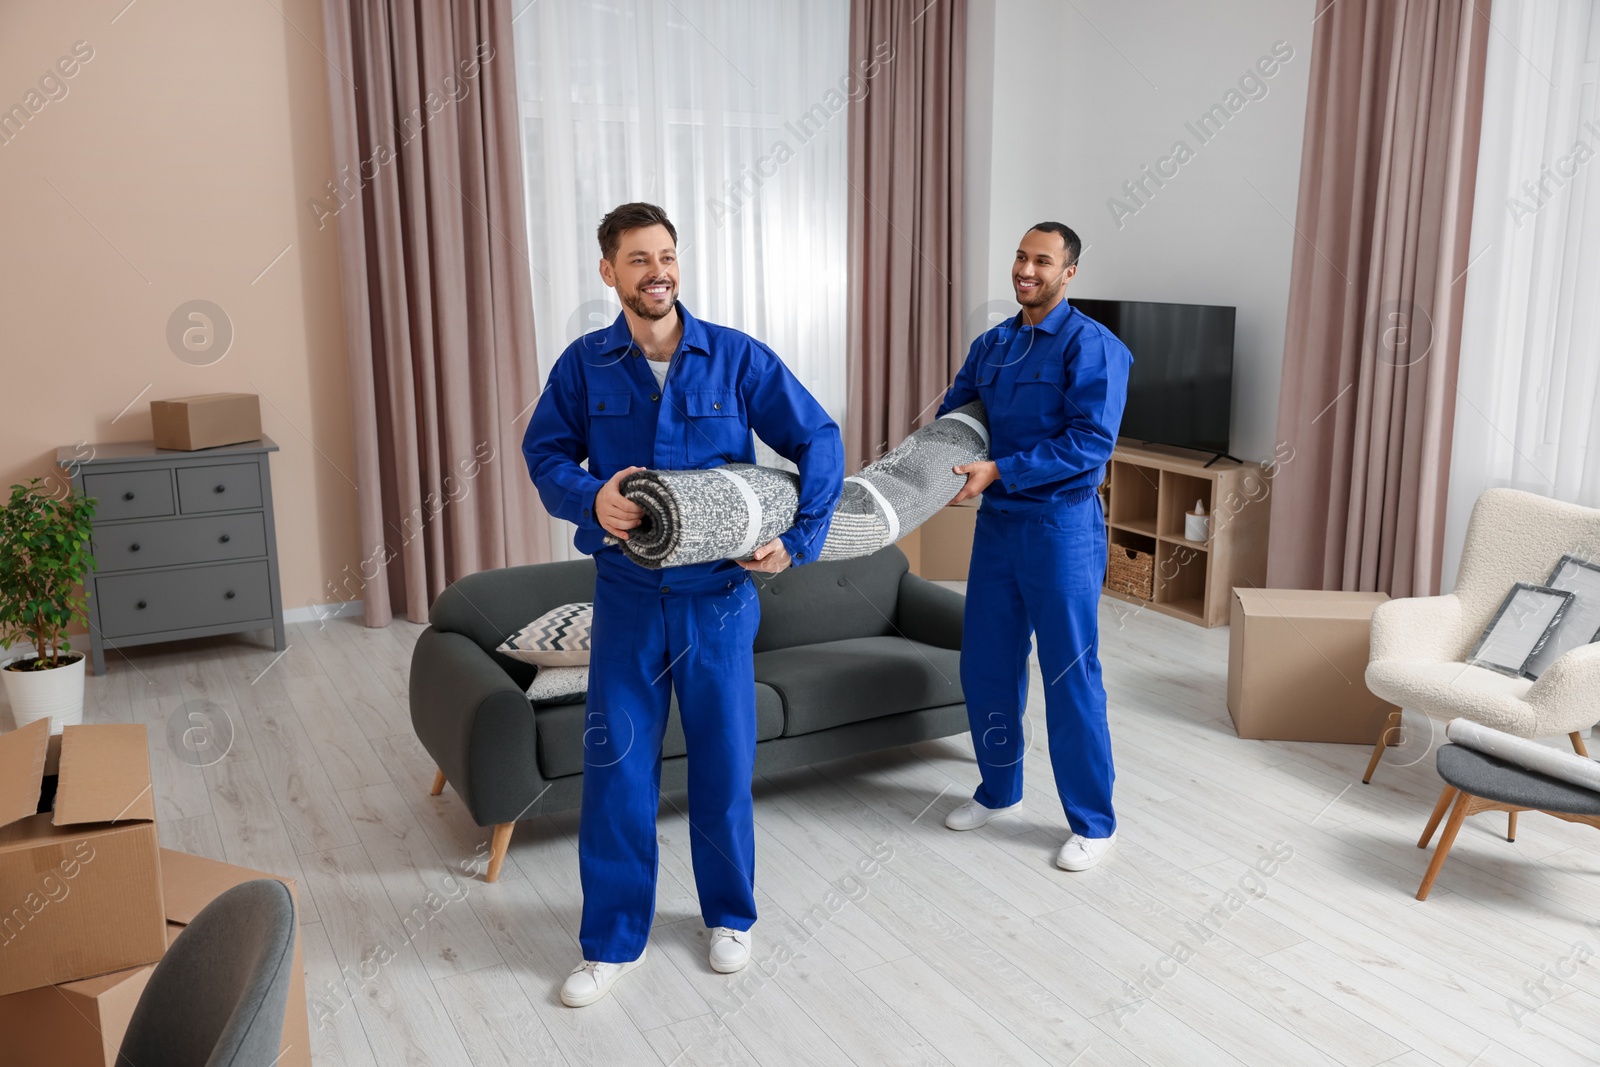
[1571,732,1590,758]
[1364,709,1403,784]
[1417,791,1472,900]
[430,769,447,796]
[486,822,514,883]
[1418,786,1458,849]
[1507,810,1518,842]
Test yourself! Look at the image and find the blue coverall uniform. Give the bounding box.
[936,297,1132,838]
[522,303,843,963]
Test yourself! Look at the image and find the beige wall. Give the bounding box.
[0,0,358,635]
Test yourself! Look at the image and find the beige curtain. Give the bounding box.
[1267,0,1491,598]
[845,0,966,472]
[320,0,551,626]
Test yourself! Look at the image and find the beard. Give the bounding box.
[620,278,677,321]
[1014,269,1067,308]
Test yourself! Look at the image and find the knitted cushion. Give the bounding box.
[497,602,593,666]
[525,665,589,705]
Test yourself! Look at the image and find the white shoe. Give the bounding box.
[1056,832,1116,871]
[560,949,646,1007]
[944,798,1022,831]
[709,926,752,973]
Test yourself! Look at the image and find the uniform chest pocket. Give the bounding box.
[587,391,635,461]
[684,390,737,418]
[590,392,632,417]
[1008,359,1068,430]
[682,388,747,465]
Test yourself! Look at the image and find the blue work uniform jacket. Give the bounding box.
[937,298,1132,512]
[522,302,844,594]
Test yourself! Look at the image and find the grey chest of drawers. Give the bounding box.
[58,436,287,674]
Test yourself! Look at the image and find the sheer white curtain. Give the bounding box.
[511,0,850,559]
[1443,0,1600,589]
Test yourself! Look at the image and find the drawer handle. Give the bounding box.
[219,534,231,543]
[136,600,148,609]
[123,491,135,501]
[130,543,141,552]
[225,590,236,599]
[214,484,226,494]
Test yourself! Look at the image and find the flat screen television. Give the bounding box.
[1068,298,1235,457]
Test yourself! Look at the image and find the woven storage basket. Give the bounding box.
[1106,544,1154,600]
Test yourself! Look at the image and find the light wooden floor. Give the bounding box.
[12,598,1600,1067]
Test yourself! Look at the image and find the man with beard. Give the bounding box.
[936,222,1132,872]
[522,202,843,1006]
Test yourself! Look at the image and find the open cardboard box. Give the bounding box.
[0,847,310,1067]
[0,719,167,997]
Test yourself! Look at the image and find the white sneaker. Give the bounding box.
[709,926,752,973]
[944,798,1022,831]
[1056,832,1116,871]
[560,949,646,1007]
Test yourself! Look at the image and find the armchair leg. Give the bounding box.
[1364,709,1403,784]
[1507,810,1518,842]
[486,822,514,883]
[1418,786,1459,849]
[430,769,447,796]
[1570,732,1589,758]
[1417,791,1472,901]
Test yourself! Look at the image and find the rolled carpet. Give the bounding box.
[609,400,991,569]
[1444,718,1600,793]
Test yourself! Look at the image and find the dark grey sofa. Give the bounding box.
[410,545,968,880]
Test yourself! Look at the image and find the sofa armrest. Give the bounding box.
[409,627,547,827]
[1369,593,1469,664]
[896,572,965,651]
[1527,642,1600,735]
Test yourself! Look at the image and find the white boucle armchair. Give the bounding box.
[1363,488,1600,784]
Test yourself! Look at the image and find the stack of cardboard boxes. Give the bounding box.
[0,718,309,1066]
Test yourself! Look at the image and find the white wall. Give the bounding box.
[964,0,1316,464]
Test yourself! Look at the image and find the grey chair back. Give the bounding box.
[117,878,297,1067]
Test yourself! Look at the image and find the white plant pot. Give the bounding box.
[2,651,86,734]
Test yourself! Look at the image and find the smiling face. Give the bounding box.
[599,223,679,321]
[1012,228,1076,313]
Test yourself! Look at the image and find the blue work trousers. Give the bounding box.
[578,575,761,962]
[961,495,1116,838]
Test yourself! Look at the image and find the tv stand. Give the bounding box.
[1133,440,1243,469]
[1100,440,1270,627]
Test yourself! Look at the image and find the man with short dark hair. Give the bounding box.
[937,222,1132,872]
[523,202,843,1006]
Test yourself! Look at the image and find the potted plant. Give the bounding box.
[0,476,97,733]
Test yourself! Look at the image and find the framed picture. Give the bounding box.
[1468,582,1575,679]
[1524,555,1600,678]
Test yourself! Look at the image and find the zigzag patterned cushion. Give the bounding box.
[496,601,593,666]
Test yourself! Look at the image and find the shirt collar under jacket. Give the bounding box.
[1006,295,1076,337]
[591,301,712,358]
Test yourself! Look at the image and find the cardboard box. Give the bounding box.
[898,499,979,581]
[0,720,167,996]
[0,848,310,1067]
[150,392,263,451]
[1227,588,1399,744]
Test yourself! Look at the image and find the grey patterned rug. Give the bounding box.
[609,401,990,568]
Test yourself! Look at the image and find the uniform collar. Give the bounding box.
[1010,297,1075,336]
[596,300,711,357]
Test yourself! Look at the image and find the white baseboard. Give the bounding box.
[284,600,366,625]
[1,601,368,660]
